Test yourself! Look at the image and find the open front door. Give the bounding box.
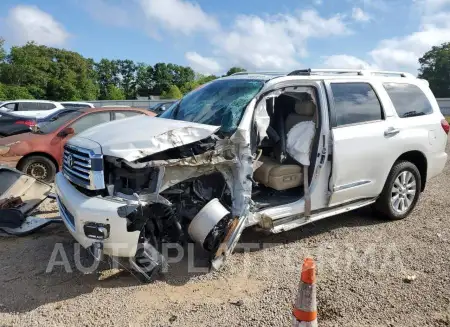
[327,80,399,207]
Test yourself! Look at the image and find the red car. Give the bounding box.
[0,107,154,182]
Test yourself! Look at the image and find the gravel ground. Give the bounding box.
[1,145,450,327]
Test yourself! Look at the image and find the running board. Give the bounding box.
[268,199,376,234]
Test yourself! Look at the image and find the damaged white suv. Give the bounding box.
[55,69,448,280]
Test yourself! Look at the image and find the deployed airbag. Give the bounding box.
[286,121,315,166]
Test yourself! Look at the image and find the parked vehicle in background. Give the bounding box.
[155,101,179,117]
[0,100,64,117]
[0,109,83,138]
[54,68,448,281]
[149,101,176,115]
[0,107,154,182]
[60,102,95,108]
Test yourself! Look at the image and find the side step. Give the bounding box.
[266,199,376,234]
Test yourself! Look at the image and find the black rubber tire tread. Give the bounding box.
[373,160,421,220]
[18,155,57,183]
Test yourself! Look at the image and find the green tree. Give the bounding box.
[418,42,450,98]
[161,85,182,99]
[106,84,125,100]
[151,63,174,95]
[0,83,6,100]
[3,85,33,99]
[96,59,121,100]
[136,63,154,98]
[0,38,6,62]
[226,67,246,76]
[118,59,137,99]
[0,42,99,101]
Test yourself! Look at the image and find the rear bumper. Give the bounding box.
[54,172,140,257]
[427,151,448,181]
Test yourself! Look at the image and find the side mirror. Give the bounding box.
[57,127,75,138]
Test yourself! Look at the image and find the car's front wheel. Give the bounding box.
[374,161,421,220]
[18,155,57,183]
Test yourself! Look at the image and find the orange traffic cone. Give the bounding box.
[292,257,318,327]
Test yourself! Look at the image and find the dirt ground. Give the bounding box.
[1,147,450,327]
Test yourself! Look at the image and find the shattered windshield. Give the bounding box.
[160,79,264,134]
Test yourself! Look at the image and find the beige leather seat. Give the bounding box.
[253,156,303,190]
[253,99,316,191]
[285,100,316,132]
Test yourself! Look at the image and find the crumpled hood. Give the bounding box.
[76,116,220,162]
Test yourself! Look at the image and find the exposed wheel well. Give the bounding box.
[17,152,59,172]
[395,151,427,192]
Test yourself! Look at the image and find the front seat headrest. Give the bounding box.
[294,101,316,116]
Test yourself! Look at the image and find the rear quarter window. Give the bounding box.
[383,83,433,118]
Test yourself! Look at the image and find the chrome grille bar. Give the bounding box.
[62,144,105,190]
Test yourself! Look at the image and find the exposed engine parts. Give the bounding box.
[114,172,233,281]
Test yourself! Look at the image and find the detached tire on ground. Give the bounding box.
[18,155,57,183]
[374,160,422,220]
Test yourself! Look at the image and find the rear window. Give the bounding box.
[383,83,433,118]
[40,103,56,110]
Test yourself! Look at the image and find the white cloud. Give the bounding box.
[323,55,377,69]
[352,7,371,22]
[5,5,69,46]
[185,52,222,74]
[415,0,450,12]
[208,10,350,71]
[369,4,450,71]
[138,0,219,36]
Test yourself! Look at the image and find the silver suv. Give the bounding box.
[55,69,448,280]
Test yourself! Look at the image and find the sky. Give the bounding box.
[0,0,450,75]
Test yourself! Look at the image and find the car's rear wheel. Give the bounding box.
[374,161,421,220]
[18,155,56,183]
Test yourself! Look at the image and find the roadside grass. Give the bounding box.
[446,116,450,123]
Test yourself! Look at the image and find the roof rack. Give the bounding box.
[230,71,286,76]
[287,69,415,78]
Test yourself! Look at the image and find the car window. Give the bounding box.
[330,83,383,127]
[114,111,142,120]
[383,83,433,118]
[3,103,16,110]
[37,112,83,134]
[18,102,41,111]
[42,103,56,110]
[70,112,111,134]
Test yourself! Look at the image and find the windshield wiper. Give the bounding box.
[402,111,425,118]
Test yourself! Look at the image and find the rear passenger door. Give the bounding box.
[326,81,400,206]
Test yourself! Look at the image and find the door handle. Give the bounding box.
[384,127,400,137]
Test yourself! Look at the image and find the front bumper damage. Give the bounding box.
[55,172,141,257]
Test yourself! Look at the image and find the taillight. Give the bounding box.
[15,120,36,127]
[441,119,450,135]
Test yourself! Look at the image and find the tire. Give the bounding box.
[373,160,421,220]
[18,155,57,183]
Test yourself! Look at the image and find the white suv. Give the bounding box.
[55,69,448,280]
[0,100,64,117]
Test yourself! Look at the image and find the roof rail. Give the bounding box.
[230,71,286,76]
[287,69,415,78]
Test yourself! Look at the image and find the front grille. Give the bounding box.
[57,197,75,231]
[62,144,105,190]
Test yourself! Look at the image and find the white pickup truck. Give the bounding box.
[55,69,448,281]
